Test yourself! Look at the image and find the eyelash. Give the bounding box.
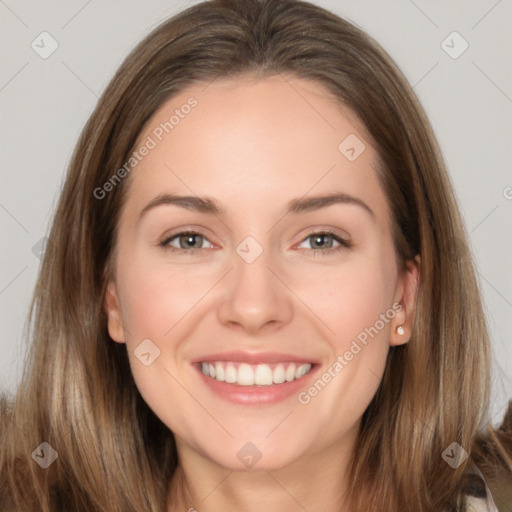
[158,229,351,256]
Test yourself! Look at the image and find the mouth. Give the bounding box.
[199,361,313,386]
[191,352,320,405]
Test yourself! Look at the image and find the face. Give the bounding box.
[104,73,419,472]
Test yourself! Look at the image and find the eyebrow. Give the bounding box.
[137,192,375,222]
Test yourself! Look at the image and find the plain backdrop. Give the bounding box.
[1,0,511,425]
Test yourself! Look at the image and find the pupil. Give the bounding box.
[313,234,331,249]
[182,234,201,249]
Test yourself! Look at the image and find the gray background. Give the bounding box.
[1,0,511,425]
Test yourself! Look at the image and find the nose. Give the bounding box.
[217,242,294,336]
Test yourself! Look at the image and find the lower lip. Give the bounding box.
[194,364,319,405]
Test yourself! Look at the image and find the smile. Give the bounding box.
[200,361,313,386]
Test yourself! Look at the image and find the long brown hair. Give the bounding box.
[1,0,509,510]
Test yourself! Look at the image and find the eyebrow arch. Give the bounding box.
[138,194,225,223]
[286,193,375,219]
[137,192,375,222]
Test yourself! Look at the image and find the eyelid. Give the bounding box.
[294,229,352,253]
[158,228,216,250]
[295,227,351,246]
[158,227,352,255]
[158,225,217,245]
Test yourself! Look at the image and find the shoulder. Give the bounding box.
[465,494,499,512]
[462,468,500,512]
[465,401,512,511]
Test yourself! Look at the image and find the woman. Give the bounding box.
[1,0,510,510]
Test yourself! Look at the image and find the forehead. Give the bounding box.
[121,74,388,225]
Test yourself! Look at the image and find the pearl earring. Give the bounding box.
[396,325,404,335]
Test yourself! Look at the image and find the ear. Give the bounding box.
[389,254,421,346]
[104,276,126,344]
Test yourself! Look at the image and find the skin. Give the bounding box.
[104,73,420,512]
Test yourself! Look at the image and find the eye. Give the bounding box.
[297,230,351,256]
[159,230,213,254]
[158,229,351,256]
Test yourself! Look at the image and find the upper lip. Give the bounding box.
[191,351,319,365]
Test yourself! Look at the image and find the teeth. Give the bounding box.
[225,364,237,383]
[254,364,273,386]
[272,364,286,384]
[215,362,225,382]
[237,363,255,386]
[296,364,310,379]
[285,364,296,382]
[200,361,312,386]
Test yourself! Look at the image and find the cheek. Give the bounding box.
[293,257,393,350]
[296,256,396,422]
[117,254,205,341]
[114,255,211,416]
[116,256,200,436]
